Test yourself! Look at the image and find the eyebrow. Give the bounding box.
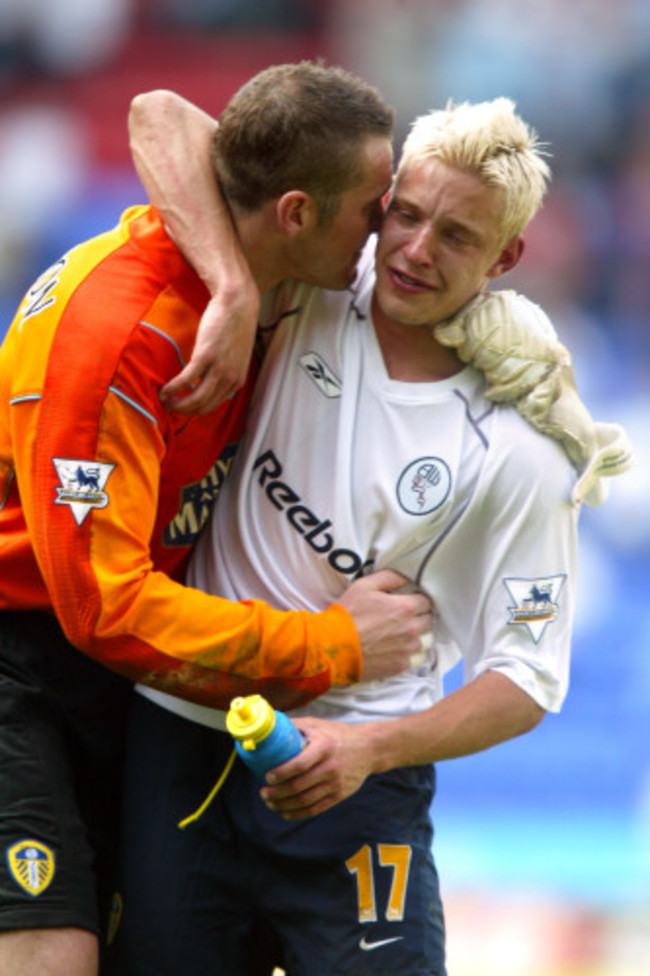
[392,193,484,245]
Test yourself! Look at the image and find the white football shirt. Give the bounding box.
[143,241,579,728]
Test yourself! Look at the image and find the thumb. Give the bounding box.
[160,361,202,402]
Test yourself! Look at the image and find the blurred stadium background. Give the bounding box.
[1,1,647,972]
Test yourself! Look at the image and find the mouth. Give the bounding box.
[388,266,436,293]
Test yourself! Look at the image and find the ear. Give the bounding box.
[486,235,525,279]
[276,190,318,237]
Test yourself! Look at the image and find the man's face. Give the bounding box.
[373,157,521,328]
[291,135,394,290]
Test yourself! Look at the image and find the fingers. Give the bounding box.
[160,363,201,402]
[261,768,335,819]
[262,762,350,820]
[399,625,434,670]
[409,629,433,669]
[160,361,217,416]
[161,386,207,415]
[264,786,336,820]
[409,592,435,618]
[354,570,432,617]
[259,720,360,819]
[160,364,238,415]
[341,569,434,681]
[260,741,330,819]
[163,378,224,415]
[356,568,410,592]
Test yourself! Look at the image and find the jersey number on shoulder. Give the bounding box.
[345,844,412,923]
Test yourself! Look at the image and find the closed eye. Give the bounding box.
[390,203,419,223]
[443,222,481,248]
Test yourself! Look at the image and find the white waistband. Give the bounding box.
[136,684,228,730]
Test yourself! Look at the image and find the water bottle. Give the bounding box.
[226,694,306,780]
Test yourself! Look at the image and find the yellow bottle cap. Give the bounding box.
[226,695,276,751]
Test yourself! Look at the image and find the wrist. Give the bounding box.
[318,604,363,686]
[364,721,396,776]
[204,265,258,303]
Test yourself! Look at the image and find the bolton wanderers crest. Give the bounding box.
[397,457,451,516]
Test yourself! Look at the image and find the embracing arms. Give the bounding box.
[129,90,258,411]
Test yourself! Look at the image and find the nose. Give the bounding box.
[403,225,434,266]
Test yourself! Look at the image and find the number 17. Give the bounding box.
[345,844,412,923]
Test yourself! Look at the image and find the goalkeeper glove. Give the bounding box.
[434,290,634,505]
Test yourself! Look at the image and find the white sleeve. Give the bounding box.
[433,410,579,712]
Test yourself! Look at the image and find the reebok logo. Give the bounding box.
[253,448,373,579]
[299,352,342,398]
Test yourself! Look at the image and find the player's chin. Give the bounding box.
[338,260,362,290]
[334,252,363,290]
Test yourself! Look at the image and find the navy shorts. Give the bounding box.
[109,694,447,976]
[0,611,132,943]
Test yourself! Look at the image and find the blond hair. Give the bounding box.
[396,97,551,244]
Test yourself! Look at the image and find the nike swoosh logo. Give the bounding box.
[359,934,404,951]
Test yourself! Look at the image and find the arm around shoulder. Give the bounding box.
[128,88,247,292]
[129,89,259,411]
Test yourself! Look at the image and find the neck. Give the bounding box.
[370,292,464,382]
[233,207,286,292]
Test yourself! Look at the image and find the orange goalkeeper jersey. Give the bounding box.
[0,206,360,710]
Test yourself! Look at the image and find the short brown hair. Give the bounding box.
[212,61,394,221]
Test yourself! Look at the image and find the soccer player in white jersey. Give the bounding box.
[109,96,626,976]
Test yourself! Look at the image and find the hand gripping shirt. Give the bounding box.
[0,206,361,710]
[152,239,580,729]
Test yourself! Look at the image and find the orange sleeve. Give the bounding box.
[4,207,362,711]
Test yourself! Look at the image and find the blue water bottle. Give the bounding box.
[226,694,306,780]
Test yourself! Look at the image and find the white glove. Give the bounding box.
[434,291,635,505]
